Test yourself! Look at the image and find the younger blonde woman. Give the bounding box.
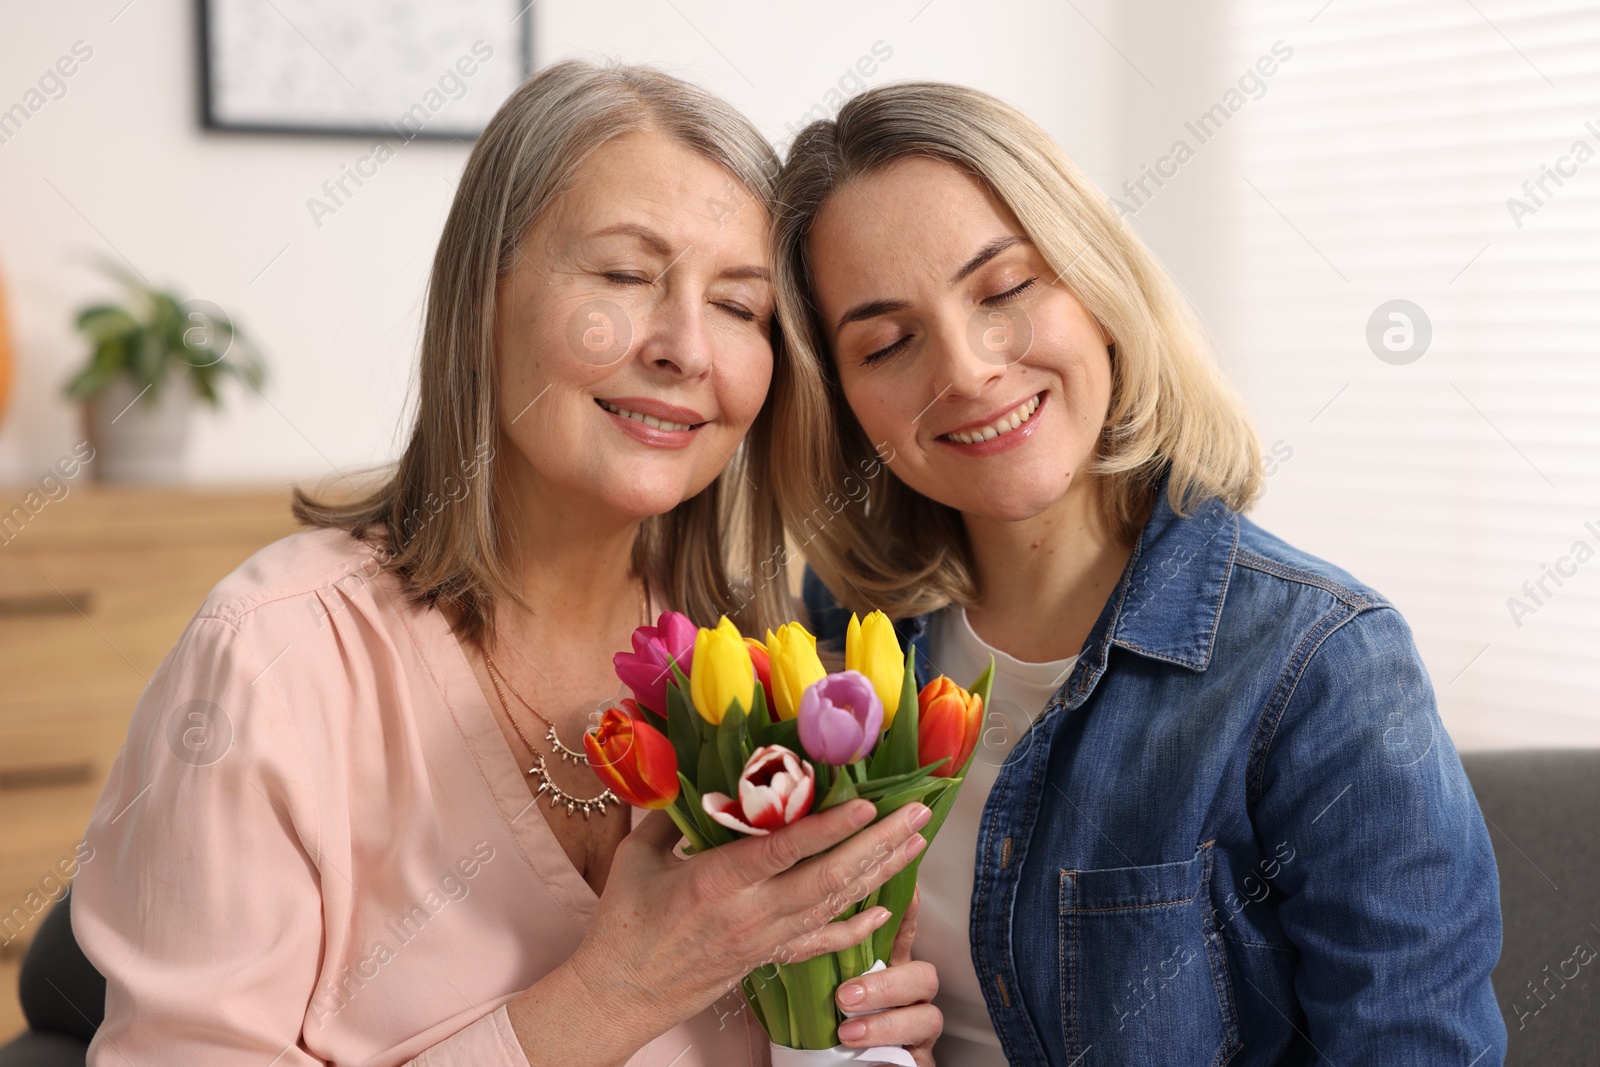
[753,81,1506,1066]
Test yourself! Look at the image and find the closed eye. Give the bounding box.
[604,272,650,285]
[862,334,913,366]
[983,278,1037,305]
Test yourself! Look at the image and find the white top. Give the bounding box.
[913,607,1079,1067]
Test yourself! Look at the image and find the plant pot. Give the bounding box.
[82,374,192,483]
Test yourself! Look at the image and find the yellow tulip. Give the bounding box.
[847,611,904,728]
[690,616,756,725]
[764,623,827,722]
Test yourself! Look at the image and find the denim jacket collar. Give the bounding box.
[1099,485,1239,672]
[893,477,1239,682]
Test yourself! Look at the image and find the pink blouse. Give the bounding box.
[71,526,768,1066]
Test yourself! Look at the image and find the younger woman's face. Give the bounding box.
[494,130,774,523]
[807,157,1113,523]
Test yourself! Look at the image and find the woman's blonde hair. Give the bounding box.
[755,80,1263,620]
[293,60,780,649]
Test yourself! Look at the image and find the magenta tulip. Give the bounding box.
[613,610,697,714]
[703,745,816,835]
[797,670,884,766]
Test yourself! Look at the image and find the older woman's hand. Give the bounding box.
[834,886,941,1066]
[561,798,932,1059]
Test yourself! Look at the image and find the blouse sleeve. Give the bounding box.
[71,612,531,1067]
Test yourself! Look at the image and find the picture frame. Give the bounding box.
[197,0,533,140]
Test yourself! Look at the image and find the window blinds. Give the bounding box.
[1215,0,1600,748]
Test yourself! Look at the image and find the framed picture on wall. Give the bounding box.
[198,0,532,139]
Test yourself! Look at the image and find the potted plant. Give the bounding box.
[64,259,266,483]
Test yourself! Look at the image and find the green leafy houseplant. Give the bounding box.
[64,258,266,407]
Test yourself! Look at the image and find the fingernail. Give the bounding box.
[839,982,865,1005]
[869,906,890,925]
[851,801,877,827]
[907,833,928,859]
[907,803,932,830]
[838,1020,866,1041]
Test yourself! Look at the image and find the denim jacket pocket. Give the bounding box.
[1059,840,1241,1066]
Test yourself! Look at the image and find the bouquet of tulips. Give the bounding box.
[584,609,992,1064]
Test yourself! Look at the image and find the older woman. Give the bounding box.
[70,62,940,1066]
[754,82,1506,1065]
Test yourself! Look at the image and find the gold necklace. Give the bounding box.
[481,578,650,819]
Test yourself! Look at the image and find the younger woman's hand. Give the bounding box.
[834,886,941,1066]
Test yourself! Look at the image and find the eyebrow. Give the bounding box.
[588,223,672,256]
[832,234,1034,334]
[835,298,911,333]
[951,235,1031,284]
[588,224,770,283]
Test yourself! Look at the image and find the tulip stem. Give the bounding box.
[662,803,710,854]
[778,952,842,1050]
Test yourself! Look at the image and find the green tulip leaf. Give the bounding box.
[870,779,946,821]
[664,681,702,778]
[716,699,749,801]
[638,704,668,736]
[815,763,859,812]
[696,737,728,800]
[748,682,773,748]
[766,716,801,755]
[868,645,921,779]
[853,759,949,799]
[970,655,996,715]
[869,777,966,962]
[676,773,732,848]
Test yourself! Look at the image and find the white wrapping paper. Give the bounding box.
[767,961,917,1067]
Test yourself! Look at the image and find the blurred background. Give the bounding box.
[1,0,1596,1049]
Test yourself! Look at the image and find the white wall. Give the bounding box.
[0,0,1120,486]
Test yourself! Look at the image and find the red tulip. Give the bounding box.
[745,637,778,722]
[584,699,680,809]
[917,677,983,778]
[702,745,815,835]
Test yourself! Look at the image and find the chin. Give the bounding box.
[601,476,715,520]
[956,493,1065,524]
[914,465,1073,523]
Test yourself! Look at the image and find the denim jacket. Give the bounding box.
[803,487,1506,1066]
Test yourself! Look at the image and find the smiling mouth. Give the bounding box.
[938,393,1042,445]
[595,398,704,432]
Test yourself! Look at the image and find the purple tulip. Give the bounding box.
[613,611,697,715]
[797,670,884,766]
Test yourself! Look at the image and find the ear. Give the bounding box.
[1097,321,1115,348]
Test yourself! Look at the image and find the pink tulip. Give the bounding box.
[702,745,816,836]
[613,610,697,715]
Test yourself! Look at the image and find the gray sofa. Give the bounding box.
[3,748,1594,1064]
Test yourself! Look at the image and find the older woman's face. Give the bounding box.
[807,157,1113,523]
[494,130,773,522]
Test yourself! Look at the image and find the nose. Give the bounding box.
[635,289,714,380]
[932,311,1006,400]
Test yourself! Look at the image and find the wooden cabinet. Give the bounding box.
[0,486,307,1041]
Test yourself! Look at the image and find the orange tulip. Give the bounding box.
[917,677,983,778]
[584,699,680,809]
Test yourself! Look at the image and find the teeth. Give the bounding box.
[598,399,693,432]
[945,394,1040,445]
